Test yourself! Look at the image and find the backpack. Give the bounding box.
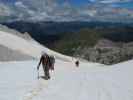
[49,56,55,70]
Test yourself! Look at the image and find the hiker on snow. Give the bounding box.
[75,60,79,67]
[37,53,55,80]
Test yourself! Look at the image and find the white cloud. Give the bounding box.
[15,1,27,8]
[0,3,12,16]
[0,0,133,22]
[81,9,97,17]
[99,0,132,3]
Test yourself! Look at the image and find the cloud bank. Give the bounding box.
[0,0,133,22]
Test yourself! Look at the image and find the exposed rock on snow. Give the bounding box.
[0,24,33,41]
[74,39,133,65]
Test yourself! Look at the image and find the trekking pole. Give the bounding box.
[37,69,39,79]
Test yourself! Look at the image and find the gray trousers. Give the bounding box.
[43,65,50,79]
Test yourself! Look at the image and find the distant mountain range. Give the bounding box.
[1,21,133,46]
[1,21,133,64]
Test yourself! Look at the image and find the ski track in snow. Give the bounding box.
[23,79,48,100]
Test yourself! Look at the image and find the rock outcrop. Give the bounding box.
[74,39,133,65]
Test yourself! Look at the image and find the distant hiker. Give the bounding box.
[37,53,55,80]
[75,60,79,67]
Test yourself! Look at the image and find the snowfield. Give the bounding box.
[0,30,133,100]
[0,31,73,61]
[0,60,133,100]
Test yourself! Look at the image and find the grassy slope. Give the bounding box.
[53,26,133,56]
[53,28,103,55]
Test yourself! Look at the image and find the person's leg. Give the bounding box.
[42,65,46,77]
[42,65,49,79]
[44,65,50,79]
[45,70,50,79]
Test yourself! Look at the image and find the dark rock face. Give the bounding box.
[74,39,133,65]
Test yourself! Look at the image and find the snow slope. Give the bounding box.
[30,60,133,100]
[0,30,133,100]
[0,44,32,61]
[0,31,73,61]
[0,59,133,100]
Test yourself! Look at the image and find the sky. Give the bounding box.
[2,0,133,7]
[0,0,133,22]
[63,0,89,6]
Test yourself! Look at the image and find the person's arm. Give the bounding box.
[37,56,42,70]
